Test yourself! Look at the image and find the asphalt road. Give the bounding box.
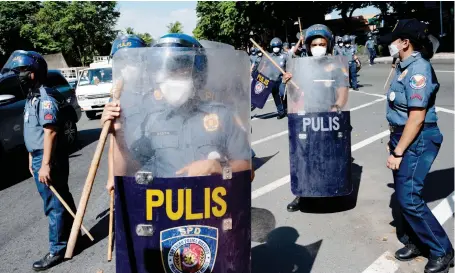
[0,62,453,273]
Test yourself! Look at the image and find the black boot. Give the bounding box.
[395,244,422,261]
[277,112,287,119]
[425,248,454,273]
[287,197,301,212]
[32,253,64,271]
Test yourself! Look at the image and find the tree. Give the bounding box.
[0,2,40,64]
[167,21,184,34]
[122,27,154,46]
[22,1,120,66]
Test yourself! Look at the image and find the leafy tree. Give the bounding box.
[122,27,154,46]
[0,1,40,64]
[167,21,184,33]
[22,1,120,66]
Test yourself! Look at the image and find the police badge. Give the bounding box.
[254,82,265,94]
[160,225,218,273]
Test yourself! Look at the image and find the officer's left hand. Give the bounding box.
[38,164,52,186]
[283,72,293,83]
[176,160,222,176]
[386,155,402,171]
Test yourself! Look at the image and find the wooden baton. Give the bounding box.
[49,185,94,241]
[249,38,300,90]
[298,17,303,36]
[107,189,114,261]
[65,80,123,259]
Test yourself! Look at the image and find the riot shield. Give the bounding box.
[286,56,352,197]
[250,56,283,109]
[112,47,252,273]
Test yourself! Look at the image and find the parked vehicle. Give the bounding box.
[0,70,81,158]
[75,56,112,119]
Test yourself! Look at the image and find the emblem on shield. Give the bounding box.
[254,82,265,94]
[161,225,218,273]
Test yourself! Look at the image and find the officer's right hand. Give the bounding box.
[391,63,396,69]
[101,102,121,126]
[106,178,115,192]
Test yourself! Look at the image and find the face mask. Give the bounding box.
[160,79,193,107]
[388,43,401,58]
[338,43,343,47]
[258,52,263,57]
[311,46,327,57]
[273,47,280,53]
[345,44,351,48]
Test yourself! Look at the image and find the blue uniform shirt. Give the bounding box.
[24,87,60,152]
[365,40,375,49]
[386,52,439,126]
[257,52,287,81]
[333,45,343,56]
[342,47,356,62]
[126,100,250,177]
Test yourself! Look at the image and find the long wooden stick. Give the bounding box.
[49,185,94,241]
[298,17,303,37]
[384,68,394,90]
[249,38,299,90]
[65,80,123,259]
[107,189,114,261]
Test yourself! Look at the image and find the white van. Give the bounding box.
[75,57,112,119]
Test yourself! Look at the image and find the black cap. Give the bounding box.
[380,19,429,45]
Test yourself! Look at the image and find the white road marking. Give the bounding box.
[436,106,455,115]
[435,70,454,73]
[252,130,288,146]
[361,251,399,273]
[350,89,387,99]
[252,129,390,200]
[350,97,387,111]
[432,192,455,224]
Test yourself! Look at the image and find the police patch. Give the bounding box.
[398,69,408,81]
[410,74,426,89]
[42,101,52,109]
[204,90,214,101]
[254,82,265,94]
[203,114,219,132]
[44,114,53,120]
[160,226,218,273]
[325,64,335,72]
[154,89,163,100]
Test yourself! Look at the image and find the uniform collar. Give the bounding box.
[399,51,421,69]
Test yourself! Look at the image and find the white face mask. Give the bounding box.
[345,44,351,48]
[273,47,280,53]
[310,46,327,57]
[338,43,343,47]
[388,43,402,58]
[160,79,193,107]
[258,52,263,57]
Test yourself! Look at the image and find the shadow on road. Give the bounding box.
[253,152,279,171]
[73,208,111,257]
[251,226,322,273]
[72,128,102,154]
[388,167,455,234]
[252,207,276,243]
[253,112,279,120]
[298,158,363,213]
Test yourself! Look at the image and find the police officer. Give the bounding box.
[365,33,376,65]
[255,37,288,119]
[102,33,252,190]
[285,24,349,211]
[333,36,344,56]
[341,35,361,90]
[1,51,77,270]
[381,19,454,273]
[291,30,308,57]
[249,47,262,73]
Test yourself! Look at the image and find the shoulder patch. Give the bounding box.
[203,113,219,132]
[44,114,53,120]
[409,74,427,89]
[42,101,52,109]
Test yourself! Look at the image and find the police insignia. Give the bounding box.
[160,225,218,273]
[154,89,163,100]
[203,114,219,132]
[254,82,265,94]
[409,74,426,89]
[42,101,52,109]
[398,69,408,81]
[204,90,214,101]
[44,114,53,120]
[325,64,335,72]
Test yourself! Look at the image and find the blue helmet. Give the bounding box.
[250,47,258,55]
[342,35,351,44]
[1,50,47,82]
[110,34,147,57]
[153,33,207,89]
[270,37,283,48]
[304,24,334,56]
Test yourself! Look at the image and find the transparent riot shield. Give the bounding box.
[286,56,352,197]
[250,56,283,109]
[112,47,252,273]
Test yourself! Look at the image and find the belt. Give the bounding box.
[389,123,437,133]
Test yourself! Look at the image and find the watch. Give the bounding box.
[331,104,341,112]
[391,150,403,158]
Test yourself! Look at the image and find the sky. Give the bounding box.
[116,1,381,39]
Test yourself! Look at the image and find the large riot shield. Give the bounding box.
[112,47,252,273]
[286,56,352,197]
[250,56,282,109]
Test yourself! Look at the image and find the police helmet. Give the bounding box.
[250,47,258,55]
[336,37,343,43]
[153,33,207,89]
[270,37,283,49]
[283,42,289,49]
[1,50,48,83]
[110,34,147,57]
[342,35,351,44]
[304,24,334,56]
